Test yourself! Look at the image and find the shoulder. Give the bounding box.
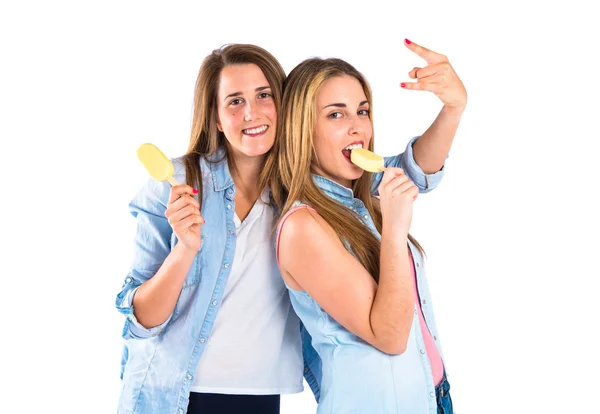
[171,154,217,189]
[279,207,341,260]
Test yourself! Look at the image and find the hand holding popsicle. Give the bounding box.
[351,148,417,202]
[378,167,418,234]
[137,143,204,252]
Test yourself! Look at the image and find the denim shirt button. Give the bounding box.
[125,277,132,283]
[416,262,420,267]
[429,392,435,398]
[422,299,426,305]
[187,373,192,380]
[224,263,229,268]
[363,215,368,220]
[212,300,218,306]
[229,230,234,235]
[200,338,206,343]
[227,204,232,210]
[420,349,426,354]
[179,409,184,414]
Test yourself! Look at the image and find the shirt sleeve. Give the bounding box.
[114,177,174,340]
[370,136,447,195]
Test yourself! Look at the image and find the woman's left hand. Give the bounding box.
[401,39,467,112]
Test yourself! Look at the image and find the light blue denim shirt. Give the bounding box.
[115,136,444,413]
[285,143,447,413]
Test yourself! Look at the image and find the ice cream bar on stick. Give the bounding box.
[350,148,386,173]
[136,143,180,186]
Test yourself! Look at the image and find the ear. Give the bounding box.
[216,117,223,132]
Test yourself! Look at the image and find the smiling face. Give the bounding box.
[312,74,373,188]
[216,63,277,161]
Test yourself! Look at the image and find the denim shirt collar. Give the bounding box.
[208,148,235,192]
[312,174,355,204]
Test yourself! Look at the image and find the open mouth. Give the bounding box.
[341,141,364,161]
[242,125,269,137]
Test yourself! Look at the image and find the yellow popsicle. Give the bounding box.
[350,148,386,172]
[136,143,180,186]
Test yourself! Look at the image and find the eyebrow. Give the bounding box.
[322,100,369,111]
[224,86,271,101]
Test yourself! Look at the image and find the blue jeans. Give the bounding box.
[435,371,453,414]
[187,392,280,414]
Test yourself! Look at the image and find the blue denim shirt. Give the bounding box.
[286,174,447,413]
[115,136,444,413]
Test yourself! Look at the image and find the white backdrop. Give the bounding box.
[1,1,598,413]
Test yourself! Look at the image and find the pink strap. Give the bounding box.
[276,205,317,265]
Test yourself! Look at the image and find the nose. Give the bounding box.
[244,102,256,122]
[348,115,364,136]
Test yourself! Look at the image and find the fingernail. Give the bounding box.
[193,188,198,194]
[401,83,406,88]
[405,38,411,44]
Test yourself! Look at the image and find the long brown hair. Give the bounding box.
[275,58,424,282]
[183,44,286,208]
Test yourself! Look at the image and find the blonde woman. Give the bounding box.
[275,42,465,413]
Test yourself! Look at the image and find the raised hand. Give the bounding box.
[401,39,467,112]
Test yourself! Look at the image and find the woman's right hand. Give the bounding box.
[378,168,418,235]
[165,185,204,252]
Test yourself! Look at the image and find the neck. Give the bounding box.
[230,152,265,197]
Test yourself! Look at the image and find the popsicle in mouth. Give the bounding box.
[350,148,386,173]
[136,143,180,186]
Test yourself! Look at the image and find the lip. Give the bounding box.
[342,140,365,151]
[341,140,365,162]
[242,124,269,137]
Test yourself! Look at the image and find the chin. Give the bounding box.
[348,166,365,181]
[243,143,273,158]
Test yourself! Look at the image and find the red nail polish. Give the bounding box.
[405,39,411,44]
[401,83,406,88]
[193,188,198,194]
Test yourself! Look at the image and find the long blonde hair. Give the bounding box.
[276,58,424,282]
[183,44,286,209]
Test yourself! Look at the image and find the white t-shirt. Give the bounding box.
[191,190,304,395]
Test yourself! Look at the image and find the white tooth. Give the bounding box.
[245,125,267,134]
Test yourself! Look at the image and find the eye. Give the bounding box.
[229,98,243,106]
[328,112,342,119]
[358,109,370,116]
[258,92,272,99]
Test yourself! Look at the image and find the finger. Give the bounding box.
[168,192,201,212]
[401,82,426,91]
[408,67,422,79]
[167,204,200,225]
[408,64,440,80]
[391,180,416,197]
[404,39,447,65]
[168,184,198,204]
[383,171,410,193]
[177,214,205,231]
[380,167,405,186]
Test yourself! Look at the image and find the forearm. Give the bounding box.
[412,105,464,174]
[370,228,414,354]
[132,243,198,328]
